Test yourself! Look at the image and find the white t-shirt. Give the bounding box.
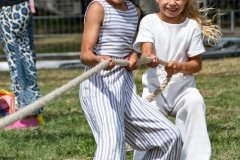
[134,13,205,62]
[133,14,206,105]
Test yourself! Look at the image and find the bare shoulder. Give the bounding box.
[87,1,104,15]
[85,1,104,24]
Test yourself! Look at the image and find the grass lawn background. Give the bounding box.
[0,57,240,160]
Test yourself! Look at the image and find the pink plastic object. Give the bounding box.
[5,117,39,129]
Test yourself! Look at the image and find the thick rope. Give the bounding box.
[0,57,169,129]
[138,58,171,102]
[145,75,172,102]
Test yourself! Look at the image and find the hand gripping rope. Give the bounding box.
[0,57,170,129]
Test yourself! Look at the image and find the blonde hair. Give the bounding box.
[182,0,222,45]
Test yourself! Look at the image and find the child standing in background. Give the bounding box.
[0,0,43,129]
[79,0,182,159]
[133,0,221,159]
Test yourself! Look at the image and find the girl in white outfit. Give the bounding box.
[133,0,222,160]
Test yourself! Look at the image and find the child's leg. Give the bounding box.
[171,88,211,160]
[79,67,128,160]
[80,95,126,160]
[124,72,182,160]
[133,150,146,160]
[134,87,211,160]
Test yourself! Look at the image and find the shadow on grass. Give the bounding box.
[0,157,15,160]
[0,129,95,159]
[42,110,84,123]
[23,129,94,143]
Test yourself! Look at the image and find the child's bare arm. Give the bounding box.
[165,54,202,75]
[80,2,115,70]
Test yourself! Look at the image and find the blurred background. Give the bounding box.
[0,0,239,57]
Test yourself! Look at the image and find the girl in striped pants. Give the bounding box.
[79,0,182,159]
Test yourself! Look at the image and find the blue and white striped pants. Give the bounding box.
[79,64,182,160]
[0,1,42,115]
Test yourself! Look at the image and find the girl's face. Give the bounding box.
[156,0,186,23]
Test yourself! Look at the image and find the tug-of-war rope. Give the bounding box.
[0,57,170,129]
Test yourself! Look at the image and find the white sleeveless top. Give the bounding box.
[85,0,139,58]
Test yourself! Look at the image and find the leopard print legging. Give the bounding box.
[0,1,42,115]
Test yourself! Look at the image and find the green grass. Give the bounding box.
[0,57,240,160]
[0,34,82,55]
[33,34,82,54]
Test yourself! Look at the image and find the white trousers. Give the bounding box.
[134,83,211,160]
